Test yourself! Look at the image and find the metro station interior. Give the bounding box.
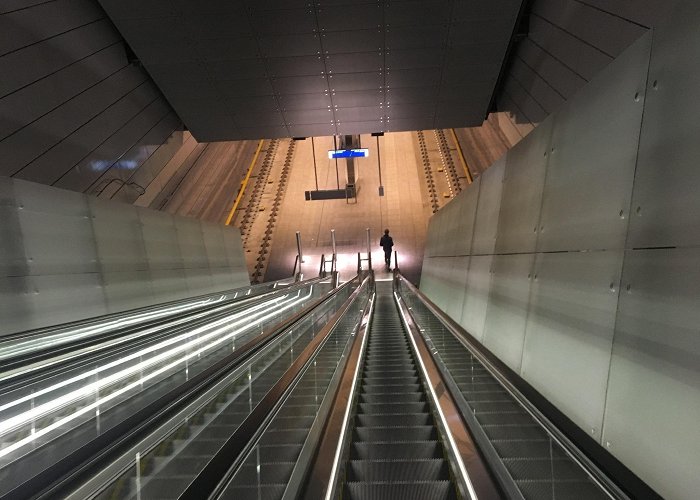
[0,1,697,499]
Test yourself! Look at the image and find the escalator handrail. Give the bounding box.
[0,276,328,381]
[180,276,372,500]
[2,276,357,500]
[395,274,659,500]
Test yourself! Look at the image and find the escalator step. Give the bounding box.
[348,459,450,482]
[358,402,428,414]
[362,384,421,394]
[356,413,432,427]
[231,461,296,485]
[351,441,442,460]
[475,412,536,426]
[344,481,456,500]
[360,393,424,404]
[223,484,286,500]
[354,425,437,442]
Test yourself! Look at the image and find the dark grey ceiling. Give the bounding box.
[99,0,523,141]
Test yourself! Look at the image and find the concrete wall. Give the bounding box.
[420,5,700,496]
[0,0,185,204]
[0,176,250,336]
[496,0,671,142]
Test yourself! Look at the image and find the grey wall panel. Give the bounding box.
[453,177,480,256]
[174,217,209,269]
[184,268,214,296]
[482,253,535,372]
[0,19,121,97]
[149,269,189,303]
[137,208,182,271]
[88,197,148,273]
[459,255,493,342]
[628,5,700,249]
[508,57,565,115]
[423,215,440,258]
[0,0,104,55]
[603,247,700,500]
[222,226,249,284]
[495,116,552,254]
[0,205,26,277]
[538,33,650,252]
[56,97,170,192]
[501,76,548,125]
[201,223,228,269]
[420,257,455,313]
[444,256,469,322]
[521,250,624,441]
[471,155,505,255]
[209,268,236,291]
[102,270,154,313]
[0,43,127,140]
[14,77,156,184]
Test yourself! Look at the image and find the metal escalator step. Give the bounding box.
[222,484,286,500]
[351,441,442,460]
[230,461,296,485]
[481,424,549,441]
[259,428,310,445]
[356,413,432,427]
[362,384,421,394]
[475,411,536,426]
[360,392,424,404]
[362,375,419,384]
[257,443,303,462]
[354,425,437,442]
[552,480,607,499]
[269,415,316,430]
[503,457,596,482]
[467,400,523,413]
[491,439,552,458]
[347,459,450,482]
[274,403,318,418]
[212,412,248,425]
[344,481,456,500]
[357,402,428,414]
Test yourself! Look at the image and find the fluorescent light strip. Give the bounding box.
[0,288,314,457]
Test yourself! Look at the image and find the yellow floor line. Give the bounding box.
[225,139,264,226]
[451,128,473,185]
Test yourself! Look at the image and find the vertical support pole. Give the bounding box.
[366,227,372,270]
[311,136,319,191]
[296,231,304,263]
[377,134,384,196]
[333,135,340,189]
[331,229,337,255]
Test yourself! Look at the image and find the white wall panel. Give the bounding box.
[496,120,550,254]
[538,33,651,252]
[459,255,493,342]
[628,4,700,249]
[482,253,535,372]
[522,250,624,441]
[603,248,700,499]
[471,155,505,255]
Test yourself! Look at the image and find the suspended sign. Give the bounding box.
[327,148,369,159]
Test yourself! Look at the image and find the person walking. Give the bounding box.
[379,229,394,270]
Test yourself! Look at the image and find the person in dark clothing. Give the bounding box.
[379,229,393,270]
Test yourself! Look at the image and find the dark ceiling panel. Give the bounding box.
[99,0,523,140]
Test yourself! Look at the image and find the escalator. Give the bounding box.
[341,281,457,499]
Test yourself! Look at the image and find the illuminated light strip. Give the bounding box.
[395,291,479,500]
[0,297,226,361]
[324,294,374,500]
[0,289,312,459]
[0,289,313,452]
[0,293,293,416]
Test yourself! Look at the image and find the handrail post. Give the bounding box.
[365,227,372,270]
[319,254,325,277]
[296,231,304,263]
[331,229,337,256]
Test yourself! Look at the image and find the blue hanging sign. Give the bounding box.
[327,148,369,159]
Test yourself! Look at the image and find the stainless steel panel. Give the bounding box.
[325,52,383,74]
[0,206,27,277]
[459,255,493,343]
[418,256,452,312]
[0,276,35,335]
[137,208,183,270]
[184,268,214,296]
[268,56,325,78]
[444,256,469,322]
[538,33,650,252]
[496,116,552,254]
[472,155,505,255]
[521,250,624,440]
[209,269,235,292]
[201,223,228,269]
[89,198,148,272]
[423,215,441,258]
[149,269,189,304]
[222,227,248,278]
[102,270,155,313]
[603,247,700,500]
[628,5,700,248]
[174,217,208,269]
[482,253,535,372]
[438,198,461,256]
[454,177,480,256]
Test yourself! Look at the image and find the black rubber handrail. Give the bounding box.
[395,274,661,500]
[2,276,357,500]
